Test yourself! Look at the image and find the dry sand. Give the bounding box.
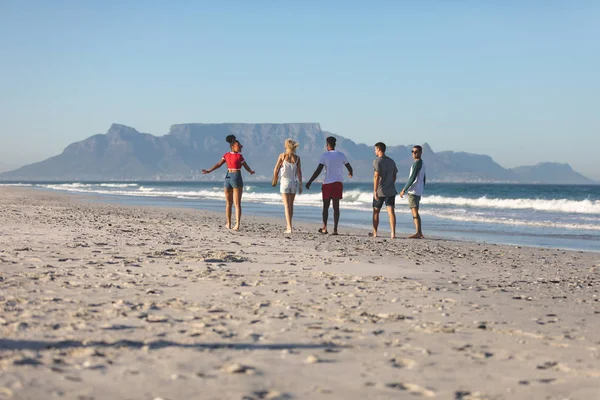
[0,187,599,400]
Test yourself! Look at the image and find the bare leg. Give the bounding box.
[289,193,295,222]
[332,198,340,234]
[232,187,243,230]
[287,193,296,232]
[387,206,396,238]
[282,193,292,233]
[408,207,424,238]
[224,188,233,229]
[372,207,380,237]
[322,199,331,232]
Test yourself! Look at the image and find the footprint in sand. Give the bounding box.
[220,363,256,375]
[385,382,436,397]
[390,357,416,369]
[243,390,291,400]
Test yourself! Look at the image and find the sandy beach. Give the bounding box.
[1,186,599,400]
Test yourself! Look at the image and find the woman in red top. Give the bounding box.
[202,135,255,230]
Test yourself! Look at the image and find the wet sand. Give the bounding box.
[1,187,599,400]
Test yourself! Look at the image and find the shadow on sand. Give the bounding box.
[0,338,346,352]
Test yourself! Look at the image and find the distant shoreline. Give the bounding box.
[1,179,599,185]
[3,183,599,253]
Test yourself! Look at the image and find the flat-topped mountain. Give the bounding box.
[0,123,594,184]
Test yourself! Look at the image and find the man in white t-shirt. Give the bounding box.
[306,136,353,235]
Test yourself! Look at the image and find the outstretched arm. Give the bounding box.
[345,162,353,178]
[202,159,226,174]
[242,161,255,175]
[306,164,324,190]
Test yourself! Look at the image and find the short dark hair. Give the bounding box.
[326,136,336,149]
[413,145,422,153]
[374,142,386,153]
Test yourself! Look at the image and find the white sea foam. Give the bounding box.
[425,210,600,231]
[343,189,374,204]
[33,183,600,219]
[99,183,139,188]
[47,183,90,189]
[0,183,33,187]
[423,195,600,214]
[41,185,227,199]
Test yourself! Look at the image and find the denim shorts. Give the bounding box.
[373,195,396,209]
[224,171,243,189]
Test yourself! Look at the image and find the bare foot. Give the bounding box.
[369,231,377,237]
[391,235,396,239]
[407,233,424,239]
[285,228,292,234]
[225,223,231,229]
[232,225,240,231]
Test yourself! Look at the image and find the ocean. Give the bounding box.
[2,181,599,252]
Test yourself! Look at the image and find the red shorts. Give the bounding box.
[322,182,343,200]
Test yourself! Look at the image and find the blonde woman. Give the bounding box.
[273,139,303,233]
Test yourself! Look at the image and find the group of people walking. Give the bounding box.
[202,135,426,238]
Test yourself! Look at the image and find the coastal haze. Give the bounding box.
[0,123,593,183]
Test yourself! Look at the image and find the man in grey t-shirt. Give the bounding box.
[372,142,398,238]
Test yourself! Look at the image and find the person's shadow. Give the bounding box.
[0,338,345,351]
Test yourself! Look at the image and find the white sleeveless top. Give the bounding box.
[280,156,298,181]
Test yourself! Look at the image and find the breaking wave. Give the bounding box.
[424,195,600,214]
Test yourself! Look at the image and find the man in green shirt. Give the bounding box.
[400,145,426,239]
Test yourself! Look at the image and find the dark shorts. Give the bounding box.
[373,195,396,209]
[224,171,243,189]
[322,182,343,200]
[408,194,421,209]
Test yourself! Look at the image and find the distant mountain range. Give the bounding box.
[0,123,594,184]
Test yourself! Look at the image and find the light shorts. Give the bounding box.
[280,178,298,194]
[224,171,243,189]
[408,194,421,209]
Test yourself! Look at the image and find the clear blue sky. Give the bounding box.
[1,1,599,180]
